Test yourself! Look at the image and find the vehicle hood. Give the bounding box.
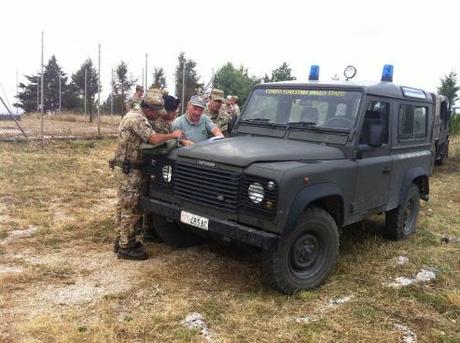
[176,136,345,167]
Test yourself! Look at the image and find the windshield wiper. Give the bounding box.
[287,121,317,127]
[240,118,285,127]
[241,118,271,122]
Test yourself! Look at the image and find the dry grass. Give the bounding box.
[0,137,459,342]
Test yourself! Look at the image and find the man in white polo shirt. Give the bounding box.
[172,95,223,143]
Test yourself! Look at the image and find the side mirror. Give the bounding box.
[368,123,384,147]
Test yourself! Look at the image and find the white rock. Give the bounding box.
[415,269,436,283]
[394,323,417,343]
[396,256,409,265]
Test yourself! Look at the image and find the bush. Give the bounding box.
[450,114,460,136]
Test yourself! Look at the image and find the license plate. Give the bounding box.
[180,211,209,230]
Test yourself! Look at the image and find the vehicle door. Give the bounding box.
[353,97,393,213]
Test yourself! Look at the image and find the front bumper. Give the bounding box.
[140,196,279,250]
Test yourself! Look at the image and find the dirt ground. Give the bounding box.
[0,138,459,342]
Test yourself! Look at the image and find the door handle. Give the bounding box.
[382,166,392,174]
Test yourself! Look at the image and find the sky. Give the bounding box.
[1,0,459,111]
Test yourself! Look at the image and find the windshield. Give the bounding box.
[241,88,362,130]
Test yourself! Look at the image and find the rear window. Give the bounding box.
[398,104,427,140]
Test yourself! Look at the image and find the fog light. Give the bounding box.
[267,181,276,191]
[265,200,274,209]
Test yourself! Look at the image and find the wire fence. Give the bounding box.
[0,112,119,141]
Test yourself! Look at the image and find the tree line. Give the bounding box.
[15,52,298,117]
[15,53,459,117]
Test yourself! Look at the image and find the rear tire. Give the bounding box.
[384,184,420,240]
[154,215,204,248]
[261,207,339,294]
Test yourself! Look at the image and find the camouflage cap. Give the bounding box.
[210,89,225,102]
[142,89,167,116]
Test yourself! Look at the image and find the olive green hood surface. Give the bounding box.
[176,136,345,167]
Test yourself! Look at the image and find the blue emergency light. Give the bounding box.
[309,65,320,81]
[381,64,394,82]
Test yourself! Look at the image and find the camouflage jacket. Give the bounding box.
[114,107,155,164]
[227,104,240,117]
[125,93,143,112]
[204,104,230,135]
[149,117,172,134]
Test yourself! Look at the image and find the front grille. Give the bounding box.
[174,161,240,212]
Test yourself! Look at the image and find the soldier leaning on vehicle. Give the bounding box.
[111,89,183,260]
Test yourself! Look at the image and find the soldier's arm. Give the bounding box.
[147,130,182,145]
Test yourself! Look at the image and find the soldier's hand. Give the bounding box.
[181,139,194,147]
[171,130,183,139]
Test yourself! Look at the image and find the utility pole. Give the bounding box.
[58,74,61,113]
[141,67,144,90]
[181,61,186,113]
[97,43,101,137]
[40,31,44,145]
[84,67,87,117]
[110,67,114,117]
[145,53,148,90]
[36,71,39,113]
[16,70,18,115]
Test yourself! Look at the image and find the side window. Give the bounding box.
[398,104,427,140]
[359,100,390,145]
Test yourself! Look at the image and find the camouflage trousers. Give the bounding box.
[114,168,147,248]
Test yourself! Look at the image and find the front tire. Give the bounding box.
[262,207,339,294]
[384,184,420,240]
[154,215,204,248]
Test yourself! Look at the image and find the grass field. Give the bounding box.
[0,138,459,342]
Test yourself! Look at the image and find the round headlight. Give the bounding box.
[161,165,172,182]
[248,182,265,204]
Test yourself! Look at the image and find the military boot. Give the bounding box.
[114,239,143,253]
[117,243,148,260]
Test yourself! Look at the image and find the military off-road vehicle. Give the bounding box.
[140,65,433,294]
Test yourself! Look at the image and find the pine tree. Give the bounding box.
[438,71,459,110]
[175,52,203,106]
[152,67,166,89]
[111,61,136,114]
[16,56,79,113]
[71,59,99,121]
[16,74,40,113]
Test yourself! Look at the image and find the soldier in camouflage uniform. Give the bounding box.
[226,95,241,118]
[149,94,181,134]
[113,89,183,260]
[204,89,231,136]
[125,85,144,112]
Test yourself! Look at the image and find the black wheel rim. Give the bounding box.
[289,231,325,278]
[402,198,416,234]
